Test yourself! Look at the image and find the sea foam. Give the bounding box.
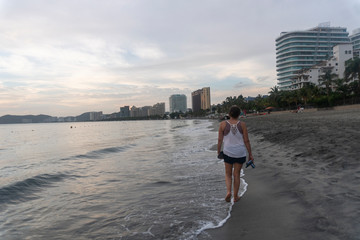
[189,170,248,239]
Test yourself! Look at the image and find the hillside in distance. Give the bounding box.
[0,114,55,124]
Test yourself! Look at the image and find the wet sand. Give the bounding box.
[202,105,360,240]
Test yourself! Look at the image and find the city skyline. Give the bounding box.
[1,0,359,116]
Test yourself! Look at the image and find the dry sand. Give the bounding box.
[201,106,360,240]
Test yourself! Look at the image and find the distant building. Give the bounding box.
[63,116,76,122]
[244,96,256,102]
[43,116,58,122]
[89,111,103,121]
[291,43,354,90]
[120,106,130,118]
[140,106,151,117]
[130,106,140,117]
[350,28,360,57]
[192,89,202,112]
[201,87,211,110]
[276,23,350,90]
[75,111,102,121]
[169,94,187,113]
[149,102,165,116]
[57,116,76,122]
[192,87,211,112]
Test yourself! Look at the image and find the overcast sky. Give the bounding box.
[1,0,359,116]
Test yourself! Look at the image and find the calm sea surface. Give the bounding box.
[0,120,247,239]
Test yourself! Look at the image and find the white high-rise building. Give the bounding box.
[276,23,350,90]
[350,28,360,57]
[169,94,187,113]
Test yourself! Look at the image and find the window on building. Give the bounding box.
[349,50,352,54]
[336,69,338,71]
[345,50,348,54]
[336,63,338,66]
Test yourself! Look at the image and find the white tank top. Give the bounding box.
[223,121,247,158]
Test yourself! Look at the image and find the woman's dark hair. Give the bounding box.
[229,105,241,118]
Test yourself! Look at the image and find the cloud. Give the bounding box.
[233,81,246,89]
[132,45,165,60]
[0,0,359,115]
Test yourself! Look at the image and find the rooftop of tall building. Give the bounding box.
[351,28,360,35]
[278,22,348,37]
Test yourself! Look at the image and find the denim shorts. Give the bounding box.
[223,154,246,164]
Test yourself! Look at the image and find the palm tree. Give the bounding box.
[254,94,265,111]
[349,81,360,98]
[268,85,280,107]
[290,90,301,107]
[319,67,338,96]
[221,96,236,112]
[279,91,293,109]
[299,87,310,106]
[236,95,246,109]
[268,85,279,95]
[345,57,360,95]
[344,57,360,82]
[334,78,349,105]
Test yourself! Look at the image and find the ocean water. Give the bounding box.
[0,120,247,240]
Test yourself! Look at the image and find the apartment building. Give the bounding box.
[191,87,210,112]
[169,94,187,113]
[291,43,353,90]
[276,23,350,90]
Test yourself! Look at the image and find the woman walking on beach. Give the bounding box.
[217,106,254,202]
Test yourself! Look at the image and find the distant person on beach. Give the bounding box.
[296,106,304,113]
[217,106,254,202]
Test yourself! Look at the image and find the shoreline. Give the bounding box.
[202,107,360,239]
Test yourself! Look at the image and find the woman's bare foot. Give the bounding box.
[234,195,241,202]
[225,192,231,202]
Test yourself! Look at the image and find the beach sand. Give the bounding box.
[201,105,360,240]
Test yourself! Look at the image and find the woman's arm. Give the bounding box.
[217,121,225,155]
[241,122,254,161]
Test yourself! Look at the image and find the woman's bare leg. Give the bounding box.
[233,163,243,202]
[224,162,233,202]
